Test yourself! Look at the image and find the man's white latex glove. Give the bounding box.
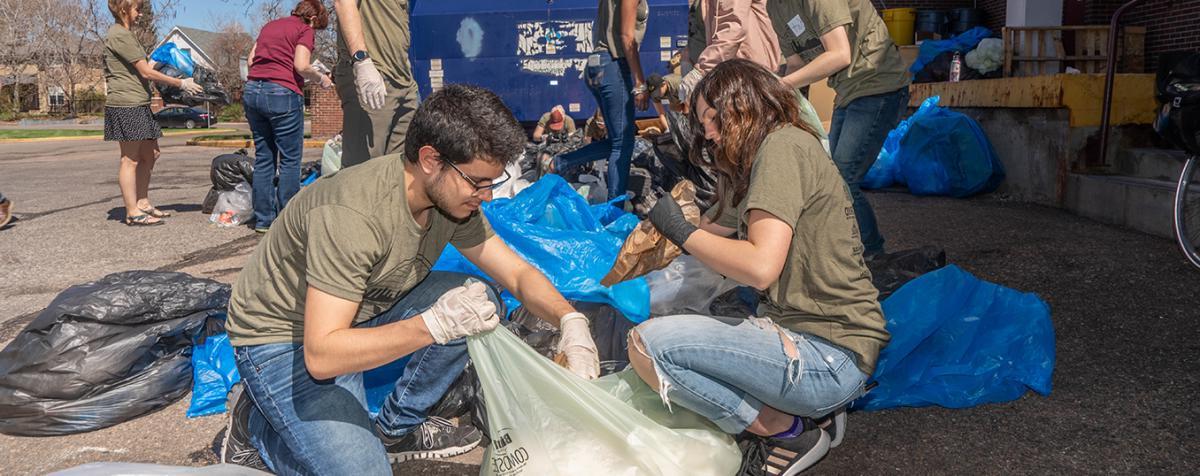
[179,78,203,95]
[556,312,600,380]
[678,68,704,104]
[421,281,499,345]
[318,74,333,89]
[353,59,387,110]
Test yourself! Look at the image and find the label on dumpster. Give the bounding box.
[660,36,671,48]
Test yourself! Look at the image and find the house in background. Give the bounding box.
[153,26,222,71]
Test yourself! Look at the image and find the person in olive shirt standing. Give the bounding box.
[771,0,911,257]
[333,0,420,168]
[103,0,202,226]
[218,85,601,473]
[634,59,889,475]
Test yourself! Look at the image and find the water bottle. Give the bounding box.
[950,52,962,82]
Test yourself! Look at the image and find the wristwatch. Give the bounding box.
[631,83,648,96]
[351,50,370,63]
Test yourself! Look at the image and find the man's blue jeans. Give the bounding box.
[244,80,305,230]
[554,51,636,201]
[828,87,910,256]
[232,272,500,475]
[634,314,867,434]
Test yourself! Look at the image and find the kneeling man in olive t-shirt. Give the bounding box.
[219,84,600,473]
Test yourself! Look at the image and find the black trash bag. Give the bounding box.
[867,246,948,299]
[648,132,718,213]
[156,63,231,106]
[202,150,254,214]
[913,51,997,84]
[0,271,231,436]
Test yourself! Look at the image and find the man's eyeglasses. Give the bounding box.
[441,158,511,192]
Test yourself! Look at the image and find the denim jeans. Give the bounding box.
[554,51,636,201]
[828,87,910,255]
[233,272,500,475]
[634,314,867,434]
[244,80,305,230]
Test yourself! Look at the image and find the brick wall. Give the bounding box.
[311,86,343,140]
[977,0,1009,31]
[1079,0,1200,72]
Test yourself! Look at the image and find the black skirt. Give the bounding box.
[104,105,163,142]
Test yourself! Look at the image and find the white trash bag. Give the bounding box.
[471,326,741,476]
[209,182,252,227]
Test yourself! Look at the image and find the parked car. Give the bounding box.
[153,106,217,129]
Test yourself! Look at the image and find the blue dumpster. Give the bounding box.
[410,0,689,122]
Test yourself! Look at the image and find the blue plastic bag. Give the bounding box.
[433,175,650,322]
[853,265,1055,411]
[187,329,409,417]
[863,97,943,190]
[150,42,195,78]
[187,319,240,418]
[909,27,993,74]
[894,104,1005,197]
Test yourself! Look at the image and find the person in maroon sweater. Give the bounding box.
[244,0,333,233]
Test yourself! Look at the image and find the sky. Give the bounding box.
[170,0,266,34]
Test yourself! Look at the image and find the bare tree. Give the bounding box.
[37,0,106,115]
[210,19,255,102]
[0,0,52,110]
[240,0,339,69]
[130,0,182,52]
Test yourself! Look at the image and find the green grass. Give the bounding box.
[0,129,103,139]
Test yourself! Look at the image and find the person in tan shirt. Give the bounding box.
[679,0,782,99]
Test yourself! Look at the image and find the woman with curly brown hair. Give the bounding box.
[630,58,889,475]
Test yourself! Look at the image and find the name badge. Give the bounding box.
[788,15,806,37]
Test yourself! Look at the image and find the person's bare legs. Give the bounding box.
[134,139,160,212]
[626,327,794,437]
[118,140,160,224]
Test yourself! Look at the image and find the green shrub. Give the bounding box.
[218,103,245,122]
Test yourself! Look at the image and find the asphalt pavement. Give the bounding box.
[0,135,1197,474]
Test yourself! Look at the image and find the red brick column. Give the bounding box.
[311,87,343,139]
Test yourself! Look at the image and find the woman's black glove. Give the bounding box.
[648,195,698,249]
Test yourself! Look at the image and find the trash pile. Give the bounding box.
[0,272,229,436]
[201,150,321,227]
[150,43,230,106]
[910,27,1003,83]
[864,96,1005,197]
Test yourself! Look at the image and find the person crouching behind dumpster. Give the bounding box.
[220,84,601,474]
[630,59,890,475]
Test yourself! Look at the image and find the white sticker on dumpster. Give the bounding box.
[569,103,581,113]
[661,50,671,61]
[660,36,671,48]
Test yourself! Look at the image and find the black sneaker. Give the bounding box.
[220,383,269,471]
[379,416,482,463]
[761,427,831,476]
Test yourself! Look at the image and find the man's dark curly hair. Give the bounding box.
[404,84,526,167]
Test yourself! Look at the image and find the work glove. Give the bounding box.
[179,78,203,95]
[353,59,387,110]
[421,281,499,345]
[678,68,704,105]
[556,312,600,380]
[648,194,699,249]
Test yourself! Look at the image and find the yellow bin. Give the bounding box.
[882,8,916,46]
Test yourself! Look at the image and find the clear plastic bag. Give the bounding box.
[209,183,252,227]
[645,255,740,316]
[320,134,342,175]
[470,326,741,476]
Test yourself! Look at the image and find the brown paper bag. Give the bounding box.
[600,180,700,286]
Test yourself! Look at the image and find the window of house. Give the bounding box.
[48,86,65,107]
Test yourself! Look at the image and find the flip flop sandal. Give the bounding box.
[140,206,172,218]
[126,213,165,226]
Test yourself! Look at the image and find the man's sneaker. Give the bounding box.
[220,383,269,471]
[817,408,847,449]
[379,416,482,463]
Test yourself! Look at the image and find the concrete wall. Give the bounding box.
[945,107,1070,206]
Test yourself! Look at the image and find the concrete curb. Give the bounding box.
[188,139,328,149]
[0,128,236,144]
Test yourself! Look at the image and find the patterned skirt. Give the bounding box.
[104,105,163,142]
